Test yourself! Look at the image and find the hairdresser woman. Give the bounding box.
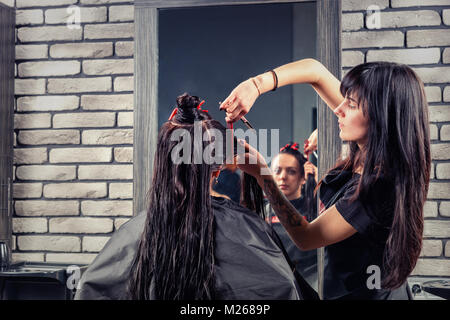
[220,59,430,300]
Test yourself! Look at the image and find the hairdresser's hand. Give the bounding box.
[304,161,318,183]
[220,78,259,123]
[234,139,271,181]
[304,129,318,154]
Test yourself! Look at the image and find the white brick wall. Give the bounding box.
[18,61,80,77]
[114,218,130,230]
[14,148,48,164]
[16,165,76,180]
[46,253,97,264]
[45,7,107,24]
[13,183,43,199]
[78,164,133,179]
[16,44,48,60]
[113,76,133,91]
[13,0,134,264]
[43,183,107,198]
[13,218,48,233]
[50,43,113,58]
[10,0,449,283]
[15,200,79,216]
[17,235,80,252]
[16,0,77,8]
[49,147,112,163]
[47,77,112,93]
[18,129,80,145]
[109,5,134,22]
[440,202,450,217]
[114,147,133,162]
[109,182,133,199]
[84,23,133,39]
[82,236,110,252]
[81,94,133,110]
[17,96,79,112]
[18,26,83,42]
[81,129,133,144]
[53,112,116,128]
[16,9,43,25]
[49,217,113,233]
[82,59,133,75]
[342,0,450,285]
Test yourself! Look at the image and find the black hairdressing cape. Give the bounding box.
[75,196,318,300]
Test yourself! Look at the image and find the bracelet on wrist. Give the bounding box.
[269,70,278,91]
[251,77,261,96]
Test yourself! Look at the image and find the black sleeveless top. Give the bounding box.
[319,169,411,300]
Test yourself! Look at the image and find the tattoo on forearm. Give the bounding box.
[262,177,304,227]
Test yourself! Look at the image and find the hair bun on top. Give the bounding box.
[174,93,204,123]
[176,92,200,110]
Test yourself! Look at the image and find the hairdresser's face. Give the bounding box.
[271,154,303,201]
[334,93,369,146]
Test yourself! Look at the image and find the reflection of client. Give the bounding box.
[75,93,315,300]
[267,142,317,285]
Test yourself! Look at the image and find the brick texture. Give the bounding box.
[13,183,43,199]
[49,217,113,233]
[50,43,113,59]
[45,7,107,24]
[14,148,48,164]
[82,236,110,252]
[43,183,107,199]
[16,44,48,60]
[17,96,79,112]
[50,147,112,163]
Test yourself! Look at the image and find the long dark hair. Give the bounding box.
[319,62,430,289]
[127,93,265,300]
[277,142,317,222]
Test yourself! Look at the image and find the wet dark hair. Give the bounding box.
[127,93,265,300]
[320,62,431,289]
[276,143,317,222]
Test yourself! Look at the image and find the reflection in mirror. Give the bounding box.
[158,2,317,291]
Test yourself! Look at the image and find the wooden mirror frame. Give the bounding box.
[134,0,341,298]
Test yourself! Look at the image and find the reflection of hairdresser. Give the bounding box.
[75,93,318,300]
[267,142,317,286]
[220,59,430,300]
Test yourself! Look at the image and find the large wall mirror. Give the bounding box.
[134,0,341,298]
[158,2,317,147]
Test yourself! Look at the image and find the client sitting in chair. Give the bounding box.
[75,93,318,300]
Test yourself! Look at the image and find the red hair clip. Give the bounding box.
[281,142,299,152]
[280,143,290,151]
[168,107,178,120]
[197,100,205,109]
[197,100,208,113]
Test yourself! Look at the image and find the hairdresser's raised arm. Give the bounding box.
[236,140,356,251]
[220,58,344,123]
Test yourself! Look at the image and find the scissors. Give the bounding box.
[219,101,254,129]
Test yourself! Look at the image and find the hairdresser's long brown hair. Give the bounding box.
[127,93,265,300]
[319,62,430,289]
